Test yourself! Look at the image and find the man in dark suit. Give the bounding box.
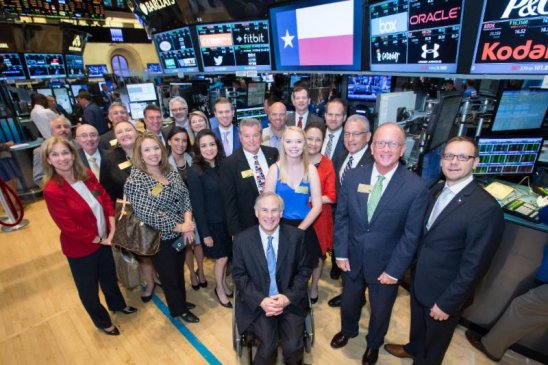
[75,124,105,180]
[220,118,278,236]
[233,192,312,365]
[78,91,109,135]
[331,123,428,365]
[286,85,324,129]
[328,114,373,284]
[99,102,130,150]
[212,97,240,157]
[385,136,504,365]
[322,98,348,161]
[143,104,170,146]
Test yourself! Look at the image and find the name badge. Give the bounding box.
[295,186,309,194]
[109,138,118,147]
[241,169,254,178]
[150,183,164,197]
[357,184,373,194]
[118,160,132,170]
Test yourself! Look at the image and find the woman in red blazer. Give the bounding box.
[41,137,136,336]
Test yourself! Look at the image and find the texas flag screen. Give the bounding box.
[270,0,363,71]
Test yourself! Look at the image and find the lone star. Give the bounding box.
[281,29,295,48]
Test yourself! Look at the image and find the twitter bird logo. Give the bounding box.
[214,56,223,65]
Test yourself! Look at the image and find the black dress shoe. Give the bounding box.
[330,331,357,349]
[328,294,342,307]
[180,311,200,323]
[214,288,233,308]
[120,306,138,314]
[362,348,379,365]
[101,326,120,336]
[465,330,501,362]
[186,302,196,310]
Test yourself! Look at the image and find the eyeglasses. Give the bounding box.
[442,153,476,161]
[171,107,187,112]
[343,131,369,138]
[372,140,401,149]
[76,133,98,138]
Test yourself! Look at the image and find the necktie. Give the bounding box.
[367,175,385,221]
[341,155,353,183]
[426,187,453,230]
[325,133,334,158]
[254,155,265,193]
[266,235,279,296]
[222,131,231,156]
[297,116,303,128]
[89,156,100,179]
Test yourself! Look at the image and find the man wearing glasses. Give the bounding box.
[331,122,428,365]
[169,96,190,130]
[385,136,504,365]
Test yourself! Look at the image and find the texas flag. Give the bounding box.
[276,0,354,66]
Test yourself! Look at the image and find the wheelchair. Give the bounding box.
[232,290,314,363]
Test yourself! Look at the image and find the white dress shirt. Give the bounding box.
[244,148,269,191]
[321,127,343,159]
[294,111,309,128]
[338,145,369,180]
[259,226,280,259]
[219,125,234,155]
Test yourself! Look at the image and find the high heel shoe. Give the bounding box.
[101,326,120,336]
[191,271,200,291]
[214,288,233,308]
[197,270,208,288]
[141,284,156,303]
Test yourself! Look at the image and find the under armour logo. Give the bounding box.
[421,43,440,59]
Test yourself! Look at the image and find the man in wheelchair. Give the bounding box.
[233,192,313,365]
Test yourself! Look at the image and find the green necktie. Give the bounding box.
[367,175,385,222]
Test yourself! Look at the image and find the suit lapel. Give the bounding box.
[358,164,374,224]
[424,183,444,227]
[276,225,289,274]
[369,164,404,224]
[237,149,259,194]
[427,181,477,232]
[251,227,269,276]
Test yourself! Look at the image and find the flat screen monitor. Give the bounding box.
[270,0,363,71]
[87,64,108,78]
[471,0,548,75]
[491,90,547,132]
[65,54,85,77]
[347,75,392,101]
[427,91,462,150]
[110,28,124,42]
[153,27,200,74]
[475,136,543,175]
[127,83,157,103]
[375,91,417,126]
[236,106,267,121]
[53,88,73,114]
[196,20,272,72]
[0,53,26,80]
[129,102,152,120]
[70,84,88,96]
[369,0,465,73]
[261,74,274,83]
[24,53,66,79]
[247,82,266,107]
[147,63,162,74]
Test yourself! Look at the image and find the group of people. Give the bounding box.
[36,84,511,365]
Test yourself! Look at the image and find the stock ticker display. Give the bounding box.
[369,0,464,73]
[197,20,272,72]
[0,53,26,80]
[153,27,200,74]
[0,0,104,19]
[471,0,548,74]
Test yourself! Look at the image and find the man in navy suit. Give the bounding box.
[286,85,324,129]
[143,104,171,146]
[321,98,347,161]
[330,123,428,365]
[233,192,312,365]
[212,97,240,157]
[385,136,504,365]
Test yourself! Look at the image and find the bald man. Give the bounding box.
[261,102,287,151]
[75,124,107,180]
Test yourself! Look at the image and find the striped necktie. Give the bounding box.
[341,155,353,183]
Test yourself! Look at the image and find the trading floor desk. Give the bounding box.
[462,180,547,361]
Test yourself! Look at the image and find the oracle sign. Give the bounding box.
[409,7,461,26]
[481,40,548,62]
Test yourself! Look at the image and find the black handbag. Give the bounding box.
[113,196,160,256]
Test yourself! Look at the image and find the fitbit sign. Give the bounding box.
[371,12,408,37]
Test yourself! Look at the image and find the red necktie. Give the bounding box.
[297,116,303,128]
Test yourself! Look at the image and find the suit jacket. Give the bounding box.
[99,129,116,150]
[213,125,241,156]
[327,131,346,161]
[413,181,504,315]
[78,148,107,170]
[220,146,279,236]
[233,224,312,334]
[43,169,114,258]
[334,163,428,283]
[332,147,373,193]
[287,112,324,128]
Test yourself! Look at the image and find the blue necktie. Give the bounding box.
[266,235,278,296]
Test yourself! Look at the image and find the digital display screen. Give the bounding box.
[86,64,108,77]
[153,27,200,73]
[110,28,124,42]
[492,90,548,131]
[65,54,85,77]
[236,106,267,121]
[196,20,272,72]
[0,53,26,80]
[129,102,152,120]
[475,137,543,175]
[24,53,66,79]
[347,75,392,101]
[270,0,363,71]
[70,84,88,96]
[247,82,266,106]
[369,0,465,73]
[147,63,162,73]
[53,88,73,114]
[471,0,548,74]
[127,83,157,103]
[0,0,105,19]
